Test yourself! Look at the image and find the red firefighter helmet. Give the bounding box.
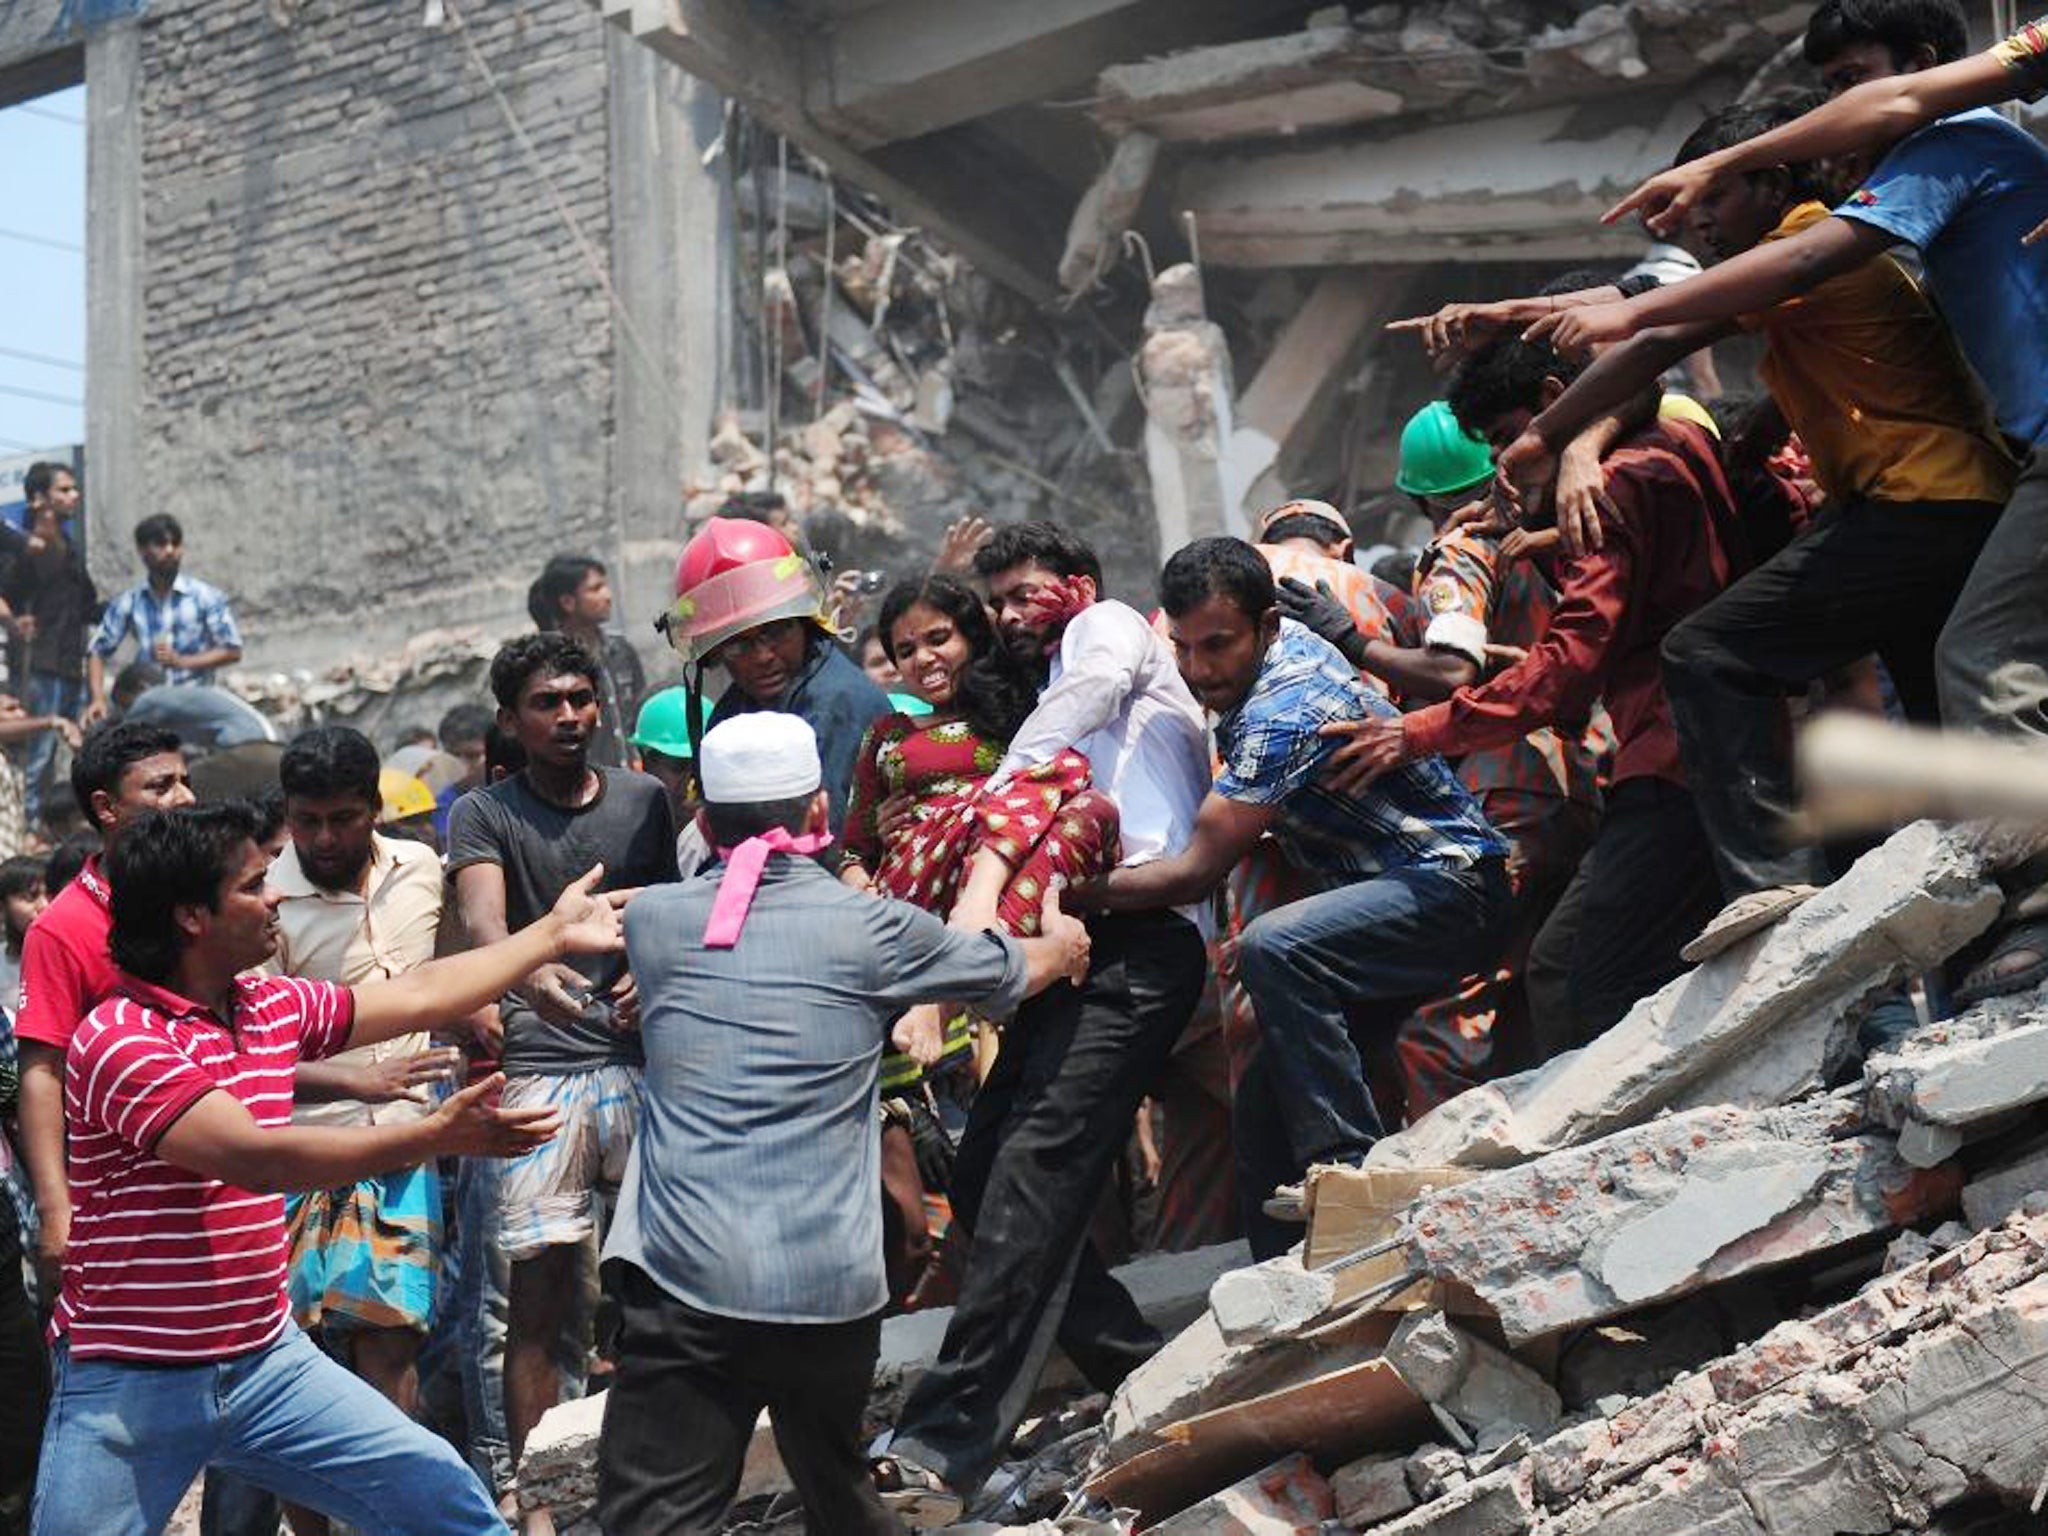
[662,518,830,665]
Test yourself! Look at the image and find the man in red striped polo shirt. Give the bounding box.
[31,802,627,1536]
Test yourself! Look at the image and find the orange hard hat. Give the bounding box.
[663,517,828,665]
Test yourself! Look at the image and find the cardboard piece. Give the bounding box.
[1305,1164,1476,1307]
[1085,1356,1432,1528]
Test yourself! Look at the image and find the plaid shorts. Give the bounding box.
[497,1064,641,1262]
[285,1162,443,1334]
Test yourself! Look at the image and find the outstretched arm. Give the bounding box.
[1071,793,1275,912]
[1608,50,2022,235]
[349,867,624,1050]
[1526,218,1888,356]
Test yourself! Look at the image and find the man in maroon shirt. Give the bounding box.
[33,801,625,1535]
[1324,333,1745,1051]
[14,721,194,1302]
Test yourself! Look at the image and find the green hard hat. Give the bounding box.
[1395,401,1494,498]
[630,687,715,758]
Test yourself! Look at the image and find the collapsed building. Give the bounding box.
[516,813,2048,1534]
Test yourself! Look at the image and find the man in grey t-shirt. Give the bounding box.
[596,714,1089,1535]
[446,634,676,1532]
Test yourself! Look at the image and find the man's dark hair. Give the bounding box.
[111,660,166,710]
[72,722,183,831]
[280,725,381,806]
[718,490,791,526]
[252,786,287,849]
[489,633,602,711]
[108,802,263,983]
[702,794,814,848]
[1259,512,1347,549]
[133,513,183,548]
[527,555,606,632]
[971,521,1106,592]
[1675,94,1831,204]
[1446,335,1588,440]
[438,704,493,751]
[1158,537,1278,620]
[484,720,528,781]
[1803,0,1967,68]
[22,462,62,504]
[0,853,46,904]
[45,830,98,893]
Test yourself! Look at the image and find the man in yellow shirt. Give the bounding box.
[1505,95,2015,939]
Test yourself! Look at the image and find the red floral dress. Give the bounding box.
[844,714,1120,937]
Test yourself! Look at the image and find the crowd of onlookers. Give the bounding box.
[1,1,2046,1531]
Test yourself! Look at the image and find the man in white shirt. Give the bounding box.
[880,523,1212,1524]
[270,727,459,1443]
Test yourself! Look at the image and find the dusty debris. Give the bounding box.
[1370,821,2002,1173]
[1398,1094,1961,1345]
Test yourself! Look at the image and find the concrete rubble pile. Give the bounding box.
[516,819,2048,1534]
[690,178,1151,583]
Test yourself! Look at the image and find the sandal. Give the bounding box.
[1955,917,2048,1007]
[871,1455,965,1529]
[1680,884,1820,965]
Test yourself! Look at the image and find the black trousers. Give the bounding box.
[595,1263,896,1536]
[892,909,1206,1494]
[1526,777,1724,1056]
[1662,496,2001,897]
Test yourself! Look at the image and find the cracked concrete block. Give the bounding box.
[1962,1141,2048,1229]
[1207,1256,1335,1345]
[1331,1453,1416,1527]
[1374,823,1998,1173]
[1372,1464,1536,1535]
[1399,1097,1961,1344]
[1866,989,2048,1145]
[1405,1444,1471,1502]
[1385,1312,1562,1436]
[1393,1212,2048,1536]
[1146,1452,1334,1534]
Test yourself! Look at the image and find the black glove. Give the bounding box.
[1276,576,1369,666]
[905,1093,957,1196]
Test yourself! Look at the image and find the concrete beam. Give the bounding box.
[593,0,1065,303]
[809,0,1302,150]
[1229,269,1411,518]
[1176,87,1734,269]
[83,17,143,591]
[0,0,76,109]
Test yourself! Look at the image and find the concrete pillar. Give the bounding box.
[1138,263,1240,556]
[604,28,729,659]
[83,15,143,585]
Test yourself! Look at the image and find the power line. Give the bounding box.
[12,103,82,126]
[0,345,83,372]
[0,227,83,255]
[0,383,82,407]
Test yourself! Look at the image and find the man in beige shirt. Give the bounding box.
[272,725,460,1469]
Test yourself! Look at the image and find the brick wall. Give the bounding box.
[128,0,620,670]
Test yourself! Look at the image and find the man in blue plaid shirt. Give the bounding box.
[1071,537,1510,1257]
[85,514,244,724]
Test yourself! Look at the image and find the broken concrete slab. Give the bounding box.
[1373,822,2001,1173]
[1384,1312,1562,1439]
[1371,1463,1537,1536]
[1865,986,2048,1158]
[1962,1139,2048,1229]
[1304,1163,1476,1308]
[1390,1211,2048,1535]
[1331,1452,1416,1526]
[516,1390,790,1519]
[1397,1095,1962,1345]
[1208,1255,1336,1345]
[1056,130,1158,294]
[1145,1452,1333,1534]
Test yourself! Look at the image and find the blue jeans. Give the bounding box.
[20,675,81,829]
[1234,858,1511,1256]
[32,1327,500,1536]
[449,1152,512,1494]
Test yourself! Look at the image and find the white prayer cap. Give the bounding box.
[697,713,822,804]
